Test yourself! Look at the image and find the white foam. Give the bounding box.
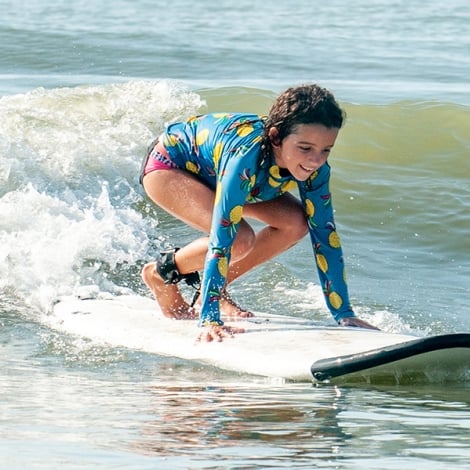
[0,80,205,312]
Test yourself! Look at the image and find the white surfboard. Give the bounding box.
[48,294,470,384]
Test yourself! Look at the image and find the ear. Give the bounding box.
[268,127,281,146]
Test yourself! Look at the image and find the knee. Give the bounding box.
[232,221,256,260]
[285,209,309,242]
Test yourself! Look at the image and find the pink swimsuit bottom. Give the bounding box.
[142,140,178,176]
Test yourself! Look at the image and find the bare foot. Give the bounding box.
[220,290,254,319]
[192,288,254,320]
[141,262,198,320]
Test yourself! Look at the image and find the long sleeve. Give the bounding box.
[298,164,355,323]
[197,149,258,326]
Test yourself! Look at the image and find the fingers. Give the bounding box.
[196,325,245,343]
[339,317,380,331]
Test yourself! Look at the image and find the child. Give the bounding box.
[140,84,378,342]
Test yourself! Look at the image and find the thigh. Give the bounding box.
[243,192,306,228]
[143,170,256,255]
[143,169,216,233]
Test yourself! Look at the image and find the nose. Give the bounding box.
[307,152,327,169]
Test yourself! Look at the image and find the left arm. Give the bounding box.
[298,164,355,323]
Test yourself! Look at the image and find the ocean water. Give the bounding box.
[1,0,470,468]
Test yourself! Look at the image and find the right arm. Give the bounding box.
[197,147,259,328]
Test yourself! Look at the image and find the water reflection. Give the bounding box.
[3,325,470,469]
[123,362,470,467]
[4,364,469,469]
[130,381,350,461]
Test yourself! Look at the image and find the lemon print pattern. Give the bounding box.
[316,254,328,273]
[324,280,343,310]
[281,180,297,193]
[185,161,199,174]
[163,133,179,148]
[239,168,256,195]
[213,141,223,169]
[214,181,222,205]
[314,243,328,273]
[158,113,354,326]
[329,292,343,310]
[196,128,209,146]
[329,231,341,248]
[305,199,315,218]
[268,165,281,188]
[229,205,243,224]
[237,122,254,137]
[217,256,228,277]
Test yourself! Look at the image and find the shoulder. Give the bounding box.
[189,113,262,126]
[206,113,264,133]
[178,113,264,140]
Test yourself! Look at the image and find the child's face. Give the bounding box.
[271,124,339,181]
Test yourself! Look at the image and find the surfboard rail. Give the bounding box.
[311,333,470,384]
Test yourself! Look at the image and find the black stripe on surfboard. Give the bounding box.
[310,333,470,382]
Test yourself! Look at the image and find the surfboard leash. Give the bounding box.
[155,248,201,307]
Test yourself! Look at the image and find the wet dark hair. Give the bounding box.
[262,84,345,152]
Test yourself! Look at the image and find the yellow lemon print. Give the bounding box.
[213,141,223,168]
[229,205,243,224]
[249,174,256,189]
[186,161,198,174]
[218,256,228,277]
[308,170,319,183]
[268,166,282,187]
[196,128,209,146]
[164,134,179,148]
[316,254,328,273]
[328,231,341,248]
[214,181,222,206]
[305,199,315,218]
[268,177,280,188]
[329,292,343,310]
[281,180,297,193]
[269,165,281,178]
[236,123,254,137]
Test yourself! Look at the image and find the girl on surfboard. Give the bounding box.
[140,84,378,342]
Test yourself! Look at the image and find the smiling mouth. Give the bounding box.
[300,165,315,172]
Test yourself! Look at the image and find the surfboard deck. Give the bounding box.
[48,294,470,384]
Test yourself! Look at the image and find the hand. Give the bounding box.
[196,324,245,342]
[339,317,380,330]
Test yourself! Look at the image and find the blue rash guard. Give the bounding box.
[160,112,356,326]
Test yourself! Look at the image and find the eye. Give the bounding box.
[299,146,311,152]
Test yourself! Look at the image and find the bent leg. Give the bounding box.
[217,192,308,319]
[142,171,307,319]
[227,192,308,284]
[143,169,255,269]
[141,169,256,318]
